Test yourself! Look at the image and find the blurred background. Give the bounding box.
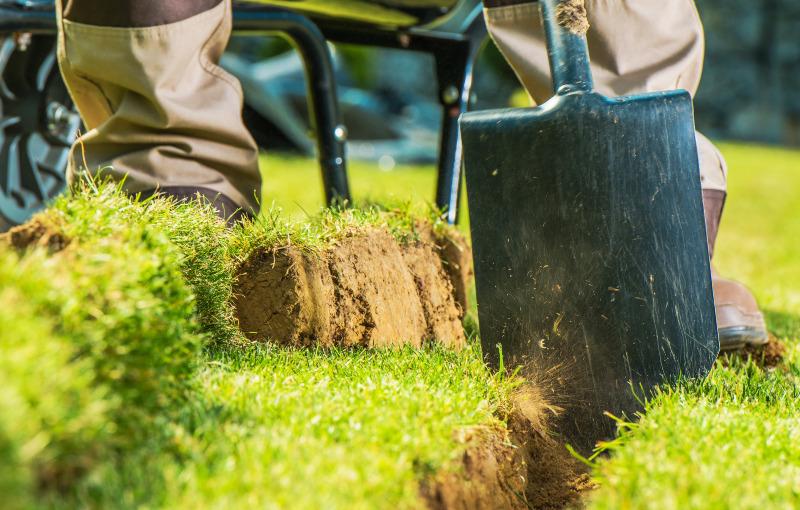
[1,0,797,229]
[694,0,800,146]
[225,0,800,171]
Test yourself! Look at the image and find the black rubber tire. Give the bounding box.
[0,34,79,232]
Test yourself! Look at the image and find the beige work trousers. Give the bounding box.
[56,0,725,210]
[485,0,727,192]
[56,0,261,211]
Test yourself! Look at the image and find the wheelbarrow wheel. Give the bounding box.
[0,34,80,232]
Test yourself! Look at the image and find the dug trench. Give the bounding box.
[421,388,594,510]
[233,222,593,509]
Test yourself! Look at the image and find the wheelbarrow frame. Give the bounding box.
[0,0,487,223]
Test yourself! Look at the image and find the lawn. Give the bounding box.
[260,153,440,222]
[0,182,511,509]
[0,142,797,509]
[264,143,800,509]
[587,143,800,509]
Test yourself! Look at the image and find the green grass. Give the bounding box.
[714,144,800,325]
[586,143,800,509]
[0,181,511,509]
[260,153,440,222]
[229,200,448,261]
[263,145,800,509]
[0,251,109,509]
[2,143,798,509]
[163,343,509,509]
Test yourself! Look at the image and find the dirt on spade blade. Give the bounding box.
[421,388,595,510]
[233,225,471,348]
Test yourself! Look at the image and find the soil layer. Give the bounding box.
[416,222,473,318]
[421,389,593,510]
[234,226,470,348]
[721,335,787,369]
[1,218,70,253]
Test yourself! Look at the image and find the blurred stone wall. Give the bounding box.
[695,0,800,146]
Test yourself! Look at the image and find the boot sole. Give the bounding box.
[719,326,769,352]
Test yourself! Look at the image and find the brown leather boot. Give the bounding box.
[711,269,769,351]
[703,190,769,351]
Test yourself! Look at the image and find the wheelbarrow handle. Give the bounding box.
[540,0,594,94]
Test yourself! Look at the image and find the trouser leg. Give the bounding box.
[55,0,262,220]
[62,0,223,27]
[483,0,726,195]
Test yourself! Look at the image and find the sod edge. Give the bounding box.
[0,188,583,509]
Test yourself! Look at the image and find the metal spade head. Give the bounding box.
[460,0,718,453]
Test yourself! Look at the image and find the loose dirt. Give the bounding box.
[721,335,787,369]
[421,387,594,510]
[234,225,470,348]
[0,218,70,253]
[556,0,590,35]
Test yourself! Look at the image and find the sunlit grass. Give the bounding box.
[587,143,800,510]
[1,142,797,508]
[260,153,439,221]
[259,144,800,509]
[0,180,508,509]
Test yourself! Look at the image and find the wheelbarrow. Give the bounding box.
[0,0,486,229]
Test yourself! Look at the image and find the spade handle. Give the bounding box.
[539,0,594,94]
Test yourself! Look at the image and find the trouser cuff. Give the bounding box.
[56,0,261,212]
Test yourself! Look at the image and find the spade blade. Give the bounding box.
[461,81,718,454]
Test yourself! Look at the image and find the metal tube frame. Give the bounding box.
[316,17,487,224]
[0,2,489,222]
[234,6,351,205]
[432,21,485,224]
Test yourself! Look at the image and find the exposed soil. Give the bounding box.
[720,335,787,369]
[236,222,594,508]
[421,388,594,510]
[233,226,469,348]
[415,222,474,319]
[0,218,70,253]
[556,0,590,35]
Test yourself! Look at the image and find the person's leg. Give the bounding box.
[483,0,722,188]
[62,0,222,27]
[702,189,769,351]
[483,0,767,349]
[55,0,261,223]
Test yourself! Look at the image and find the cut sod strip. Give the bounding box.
[233,214,470,349]
[0,184,588,509]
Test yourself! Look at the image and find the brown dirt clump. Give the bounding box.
[233,227,467,348]
[721,335,787,369]
[1,218,70,253]
[421,388,594,510]
[415,222,474,318]
[556,0,590,35]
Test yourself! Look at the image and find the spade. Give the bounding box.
[460,0,719,453]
